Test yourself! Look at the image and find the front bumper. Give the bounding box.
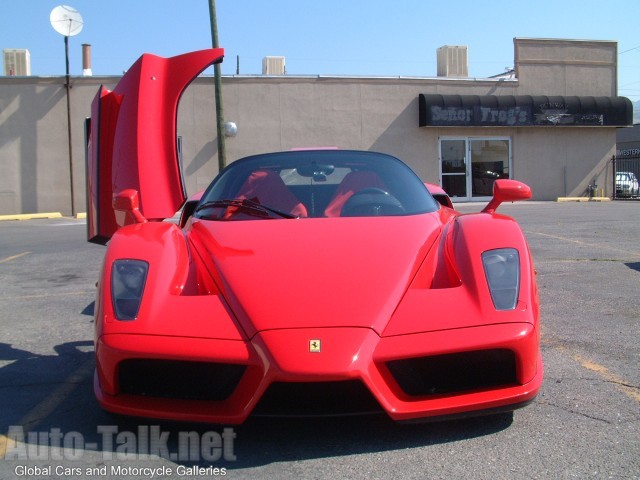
[95,323,542,424]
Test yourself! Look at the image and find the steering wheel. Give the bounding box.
[341,188,406,217]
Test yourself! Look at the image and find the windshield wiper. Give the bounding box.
[194,198,299,219]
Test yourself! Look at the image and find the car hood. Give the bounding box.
[189,215,442,337]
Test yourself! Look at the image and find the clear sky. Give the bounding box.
[1,0,639,102]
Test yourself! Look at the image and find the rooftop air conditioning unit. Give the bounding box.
[3,49,31,76]
[262,56,286,75]
[437,45,468,78]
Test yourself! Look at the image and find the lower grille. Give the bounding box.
[387,349,517,397]
[118,359,246,401]
[253,380,383,417]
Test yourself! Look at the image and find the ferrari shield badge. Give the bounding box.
[309,339,321,353]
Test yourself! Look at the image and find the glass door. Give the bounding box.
[439,137,511,201]
[439,139,467,199]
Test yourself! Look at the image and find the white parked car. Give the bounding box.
[615,171,639,198]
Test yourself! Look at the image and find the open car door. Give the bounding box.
[86,48,224,244]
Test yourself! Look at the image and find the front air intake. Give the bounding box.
[118,359,246,401]
[387,349,517,397]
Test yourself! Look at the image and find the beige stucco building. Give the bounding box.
[0,38,633,216]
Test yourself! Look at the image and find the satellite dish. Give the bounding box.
[50,5,84,37]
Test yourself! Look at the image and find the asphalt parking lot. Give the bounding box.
[0,201,638,479]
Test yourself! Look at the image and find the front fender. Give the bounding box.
[452,213,537,319]
[95,222,244,342]
[383,212,538,337]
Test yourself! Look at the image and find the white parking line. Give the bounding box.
[0,252,31,264]
[47,221,87,227]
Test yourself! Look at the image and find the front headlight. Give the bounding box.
[111,259,149,320]
[482,248,520,311]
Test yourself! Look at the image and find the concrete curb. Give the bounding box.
[556,197,611,202]
[0,212,87,221]
[0,212,63,221]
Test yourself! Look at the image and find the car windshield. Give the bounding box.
[195,150,439,220]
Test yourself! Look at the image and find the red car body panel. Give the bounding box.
[86,49,224,244]
[425,182,454,209]
[87,49,542,424]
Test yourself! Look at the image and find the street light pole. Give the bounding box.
[208,0,226,171]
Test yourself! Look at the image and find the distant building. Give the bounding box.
[0,38,634,215]
[617,124,640,154]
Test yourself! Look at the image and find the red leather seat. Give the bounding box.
[232,169,308,218]
[324,171,386,217]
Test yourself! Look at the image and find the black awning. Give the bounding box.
[418,94,633,127]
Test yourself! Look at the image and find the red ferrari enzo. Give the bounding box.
[86,49,543,424]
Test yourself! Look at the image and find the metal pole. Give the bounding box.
[208,0,226,171]
[612,155,616,200]
[64,35,75,216]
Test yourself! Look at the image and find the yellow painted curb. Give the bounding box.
[0,212,63,221]
[556,197,611,202]
[75,212,87,219]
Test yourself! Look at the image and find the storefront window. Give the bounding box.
[470,139,510,197]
